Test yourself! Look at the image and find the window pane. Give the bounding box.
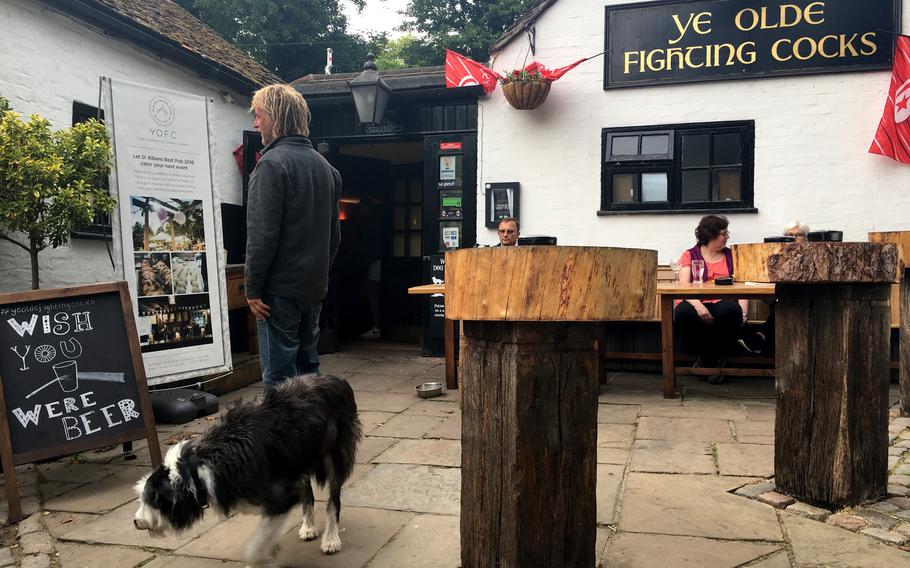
[682,134,710,167]
[409,234,421,257]
[713,133,742,165]
[715,168,742,201]
[641,173,667,202]
[408,206,421,229]
[611,136,639,156]
[612,173,638,203]
[408,179,422,202]
[393,181,407,203]
[393,206,406,230]
[641,134,669,155]
[682,169,710,202]
[393,234,406,257]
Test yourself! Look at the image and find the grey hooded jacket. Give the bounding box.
[244,135,341,302]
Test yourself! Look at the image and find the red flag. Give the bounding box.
[523,58,588,81]
[445,50,500,94]
[870,35,910,164]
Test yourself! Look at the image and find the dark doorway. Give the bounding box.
[329,141,424,344]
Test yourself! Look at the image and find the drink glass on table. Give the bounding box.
[669,259,681,283]
[691,260,705,285]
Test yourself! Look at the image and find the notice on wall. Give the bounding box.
[107,79,228,383]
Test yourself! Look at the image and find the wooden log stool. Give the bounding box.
[869,230,910,416]
[445,246,656,568]
[734,242,899,506]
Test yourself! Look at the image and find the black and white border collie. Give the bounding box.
[134,374,362,566]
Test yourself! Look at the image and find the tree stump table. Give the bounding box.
[445,246,656,568]
[733,242,899,506]
[869,231,910,416]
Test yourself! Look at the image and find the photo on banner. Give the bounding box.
[106,78,229,384]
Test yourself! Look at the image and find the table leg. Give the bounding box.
[661,296,676,398]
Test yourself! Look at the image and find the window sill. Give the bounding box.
[597,207,758,216]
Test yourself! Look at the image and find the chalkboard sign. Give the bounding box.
[0,282,161,522]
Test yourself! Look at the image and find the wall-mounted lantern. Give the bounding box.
[349,53,392,125]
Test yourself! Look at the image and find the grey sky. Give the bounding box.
[343,0,411,38]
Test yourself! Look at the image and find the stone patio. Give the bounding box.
[2,341,909,567]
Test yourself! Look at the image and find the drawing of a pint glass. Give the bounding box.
[53,360,79,392]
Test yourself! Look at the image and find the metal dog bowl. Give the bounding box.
[416,382,445,398]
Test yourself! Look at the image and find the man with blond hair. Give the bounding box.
[245,84,341,388]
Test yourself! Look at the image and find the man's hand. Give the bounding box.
[247,297,271,321]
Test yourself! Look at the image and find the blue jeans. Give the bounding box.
[256,293,322,389]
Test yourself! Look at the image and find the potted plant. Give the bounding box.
[500,68,551,110]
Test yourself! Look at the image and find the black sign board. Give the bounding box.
[485,182,520,228]
[604,0,901,89]
[0,282,161,522]
[421,255,447,356]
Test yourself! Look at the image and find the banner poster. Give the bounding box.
[108,79,228,383]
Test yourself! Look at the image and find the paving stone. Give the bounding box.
[889,484,910,497]
[20,555,50,568]
[853,508,900,530]
[786,501,832,521]
[347,372,416,393]
[597,423,635,448]
[370,414,445,439]
[40,511,96,539]
[746,550,793,568]
[0,548,13,568]
[597,447,629,465]
[44,467,147,514]
[733,420,774,437]
[717,443,773,477]
[869,501,902,514]
[342,464,460,515]
[55,541,154,568]
[36,463,123,484]
[758,492,795,509]
[59,501,221,550]
[423,414,461,440]
[18,512,44,536]
[142,556,246,568]
[352,391,419,413]
[597,404,639,424]
[356,436,398,463]
[365,514,460,568]
[826,512,867,532]
[358,411,397,434]
[372,439,460,467]
[895,464,910,476]
[602,532,782,567]
[18,531,54,555]
[890,474,910,487]
[638,401,746,421]
[860,527,910,545]
[742,403,776,421]
[597,464,625,525]
[311,463,374,503]
[895,522,910,537]
[888,496,910,509]
[787,513,910,565]
[636,416,734,443]
[401,400,459,418]
[737,435,775,445]
[734,481,777,499]
[628,440,714,474]
[620,473,781,541]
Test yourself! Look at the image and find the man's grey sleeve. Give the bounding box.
[244,160,284,299]
[329,168,342,264]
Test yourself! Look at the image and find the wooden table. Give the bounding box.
[657,282,776,398]
[407,284,458,389]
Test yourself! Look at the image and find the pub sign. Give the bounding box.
[604,0,902,88]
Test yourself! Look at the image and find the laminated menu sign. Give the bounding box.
[106,78,229,384]
[0,282,161,522]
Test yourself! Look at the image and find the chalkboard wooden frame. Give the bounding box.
[0,281,162,523]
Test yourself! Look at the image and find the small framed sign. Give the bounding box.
[0,282,161,522]
[485,182,520,228]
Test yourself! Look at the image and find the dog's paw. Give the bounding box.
[320,533,342,554]
[298,524,319,541]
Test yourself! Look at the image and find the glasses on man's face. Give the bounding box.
[785,232,805,238]
[720,230,731,238]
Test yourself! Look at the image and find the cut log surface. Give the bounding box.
[869,230,910,266]
[732,242,899,284]
[774,284,890,506]
[444,246,657,321]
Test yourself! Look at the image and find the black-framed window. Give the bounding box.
[600,121,755,214]
[71,101,113,239]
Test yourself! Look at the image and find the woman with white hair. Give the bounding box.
[783,220,809,242]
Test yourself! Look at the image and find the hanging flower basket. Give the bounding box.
[500,69,551,110]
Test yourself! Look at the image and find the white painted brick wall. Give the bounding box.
[0,0,254,292]
[479,0,910,263]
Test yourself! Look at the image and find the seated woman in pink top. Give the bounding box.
[674,215,748,384]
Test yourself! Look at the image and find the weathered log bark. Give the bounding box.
[774,284,890,506]
[460,321,598,568]
[732,242,899,284]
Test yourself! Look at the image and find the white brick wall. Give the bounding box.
[479,0,910,263]
[0,0,253,292]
